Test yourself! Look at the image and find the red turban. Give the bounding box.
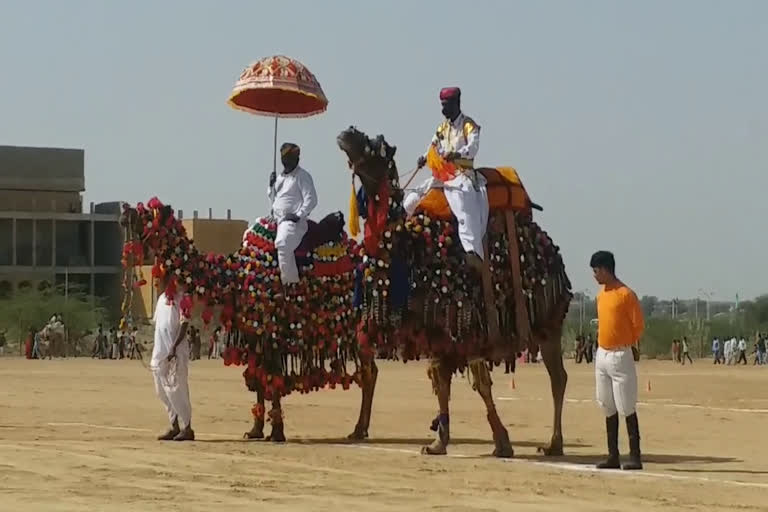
[439,87,461,101]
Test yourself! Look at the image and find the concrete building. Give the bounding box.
[0,145,123,312]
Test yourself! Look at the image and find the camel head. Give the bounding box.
[120,198,187,268]
[337,126,398,200]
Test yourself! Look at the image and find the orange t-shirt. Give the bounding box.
[596,283,644,350]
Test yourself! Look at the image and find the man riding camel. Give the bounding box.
[267,142,318,286]
[404,87,489,270]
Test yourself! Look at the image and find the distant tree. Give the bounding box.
[640,295,658,318]
[0,285,107,355]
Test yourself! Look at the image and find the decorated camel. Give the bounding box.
[120,127,571,457]
[336,127,571,456]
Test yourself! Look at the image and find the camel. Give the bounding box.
[335,127,572,456]
[120,128,571,457]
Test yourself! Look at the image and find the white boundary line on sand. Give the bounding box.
[496,397,768,414]
[40,421,768,490]
[333,444,768,490]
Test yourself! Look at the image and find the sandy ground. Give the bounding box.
[1,357,767,511]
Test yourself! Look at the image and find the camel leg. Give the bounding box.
[266,396,286,443]
[348,356,378,440]
[244,388,266,440]
[422,358,452,455]
[469,358,514,458]
[538,333,568,456]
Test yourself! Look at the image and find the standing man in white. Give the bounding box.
[151,271,194,441]
[268,142,318,286]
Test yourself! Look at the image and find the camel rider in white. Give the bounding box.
[404,87,489,270]
[268,143,318,285]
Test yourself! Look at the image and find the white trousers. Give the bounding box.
[275,218,308,284]
[152,356,192,429]
[595,346,638,417]
[404,174,489,259]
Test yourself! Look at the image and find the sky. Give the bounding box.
[1,0,766,301]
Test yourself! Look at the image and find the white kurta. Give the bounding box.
[404,112,489,259]
[151,292,192,429]
[267,165,318,284]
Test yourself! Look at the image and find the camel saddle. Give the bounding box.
[296,211,345,255]
[415,167,533,220]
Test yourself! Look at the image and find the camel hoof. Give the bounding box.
[421,440,447,455]
[493,431,514,458]
[243,430,265,440]
[537,445,564,457]
[347,428,368,441]
[267,429,286,443]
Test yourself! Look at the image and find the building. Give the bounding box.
[131,210,249,322]
[0,145,123,312]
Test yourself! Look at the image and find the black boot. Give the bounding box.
[596,414,620,469]
[623,413,643,470]
[158,418,180,441]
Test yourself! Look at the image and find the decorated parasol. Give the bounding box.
[228,55,328,171]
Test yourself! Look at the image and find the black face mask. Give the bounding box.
[281,155,299,173]
[441,102,460,120]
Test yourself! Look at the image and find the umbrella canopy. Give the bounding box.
[228,55,328,118]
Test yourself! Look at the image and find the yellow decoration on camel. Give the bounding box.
[348,180,360,237]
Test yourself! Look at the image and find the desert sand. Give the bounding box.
[1,357,766,511]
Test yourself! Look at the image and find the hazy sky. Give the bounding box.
[1,1,765,301]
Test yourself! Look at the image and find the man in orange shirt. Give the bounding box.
[591,251,644,471]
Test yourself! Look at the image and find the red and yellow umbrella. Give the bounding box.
[228,55,328,170]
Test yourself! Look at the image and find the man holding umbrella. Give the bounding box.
[268,143,317,286]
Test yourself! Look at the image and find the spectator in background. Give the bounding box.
[712,337,721,364]
[129,326,142,360]
[32,329,43,359]
[92,325,103,358]
[109,327,119,360]
[208,327,221,360]
[25,328,34,359]
[0,329,6,356]
[118,328,127,359]
[681,337,693,365]
[671,339,680,363]
[737,336,748,365]
[193,327,202,361]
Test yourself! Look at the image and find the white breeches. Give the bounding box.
[595,346,638,417]
[444,183,488,259]
[274,219,307,284]
[404,174,489,259]
[153,356,192,429]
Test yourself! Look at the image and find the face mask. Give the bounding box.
[441,103,459,119]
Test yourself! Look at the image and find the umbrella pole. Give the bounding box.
[272,115,278,172]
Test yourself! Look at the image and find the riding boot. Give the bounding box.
[596,413,620,469]
[623,413,643,470]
